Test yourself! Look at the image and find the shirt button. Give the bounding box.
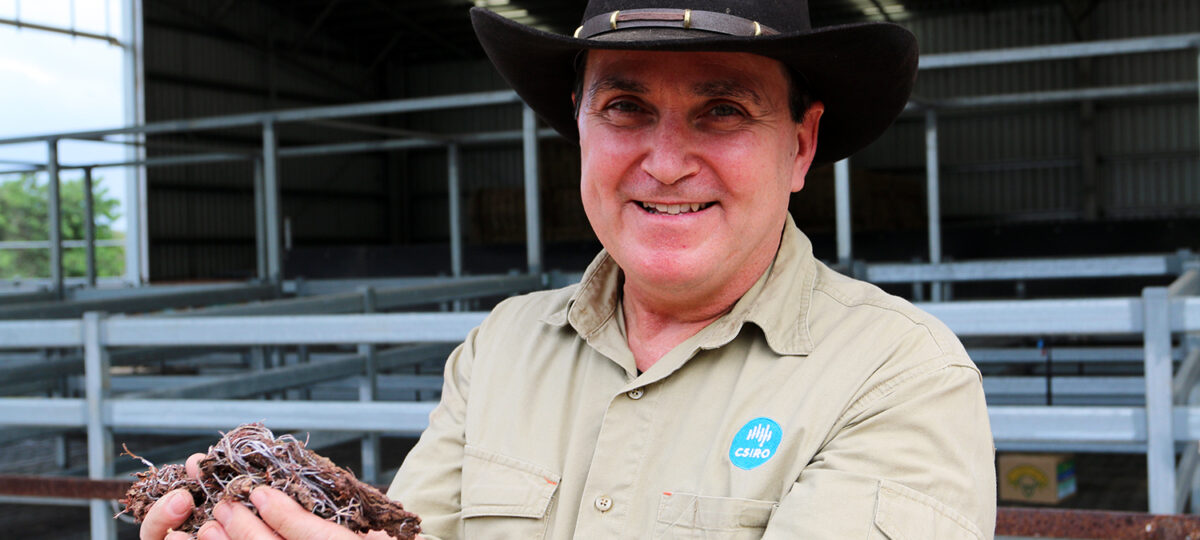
[594,495,613,512]
[626,388,644,400]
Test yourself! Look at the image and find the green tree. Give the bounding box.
[0,173,124,279]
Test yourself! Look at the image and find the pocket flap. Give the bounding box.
[873,480,983,540]
[657,492,777,530]
[462,445,561,519]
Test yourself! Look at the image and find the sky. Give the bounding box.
[0,0,130,230]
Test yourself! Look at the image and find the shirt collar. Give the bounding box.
[545,214,817,356]
[542,251,621,336]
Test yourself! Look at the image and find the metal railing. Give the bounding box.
[0,270,1197,537]
[0,90,544,296]
[0,32,1196,296]
[833,32,1200,301]
[0,30,1197,540]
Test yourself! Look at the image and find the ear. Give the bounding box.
[790,101,824,193]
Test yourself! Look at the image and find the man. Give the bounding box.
[141,1,995,538]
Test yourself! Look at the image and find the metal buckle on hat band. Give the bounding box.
[574,8,779,40]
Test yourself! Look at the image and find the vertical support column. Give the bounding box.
[268,346,284,400]
[54,354,69,469]
[1143,286,1175,514]
[924,109,943,302]
[262,121,283,283]
[249,347,267,400]
[47,138,64,298]
[359,286,379,484]
[84,311,115,540]
[1191,334,1200,513]
[522,105,543,276]
[297,344,311,400]
[122,0,147,285]
[253,159,268,281]
[83,167,97,287]
[447,144,463,278]
[834,159,852,266]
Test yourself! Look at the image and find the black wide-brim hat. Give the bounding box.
[471,0,918,164]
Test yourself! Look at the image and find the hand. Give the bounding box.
[138,453,205,540]
[197,486,403,540]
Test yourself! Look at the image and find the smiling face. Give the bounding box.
[577,50,823,309]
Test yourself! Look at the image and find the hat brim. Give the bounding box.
[471,7,918,164]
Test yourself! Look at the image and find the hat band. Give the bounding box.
[574,8,779,39]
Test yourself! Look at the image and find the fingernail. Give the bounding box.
[249,486,271,512]
[213,501,231,522]
[196,521,218,540]
[169,491,191,515]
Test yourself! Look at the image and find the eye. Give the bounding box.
[608,100,644,114]
[708,103,744,118]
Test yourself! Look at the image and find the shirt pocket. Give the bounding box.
[653,491,778,539]
[870,479,984,540]
[461,445,561,540]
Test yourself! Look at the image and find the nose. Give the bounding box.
[640,115,699,185]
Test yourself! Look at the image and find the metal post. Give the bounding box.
[522,105,542,275]
[253,159,267,281]
[924,109,943,302]
[1143,287,1175,514]
[249,347,267,400]
[268,347,284,400]
[47,138,64,298]
[834,159,852,266]
[262,121,283,282]
[53,356,69,469]
[122,0,147,285]
[297,344,311,400]
[358,286,379,484]
[83,167,97,287]
[84,311,115,540]
[447,144,462,278]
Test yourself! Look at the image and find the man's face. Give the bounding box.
[577,50,823,298]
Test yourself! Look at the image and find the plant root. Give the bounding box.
[117,423,420,539]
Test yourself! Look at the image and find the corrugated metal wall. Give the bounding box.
[398,59,590,247]
[143,0,1197,280]
[857,0,1199,224]
[144,0,392,280]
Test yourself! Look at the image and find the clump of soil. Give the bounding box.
[118,423,420,539]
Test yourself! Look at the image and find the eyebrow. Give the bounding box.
[692,79,765,107]
[582,73,773,119]
[587,74,765,107]
[587,76,648,102]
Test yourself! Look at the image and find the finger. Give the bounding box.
[165,531,193,540]
[140,489,195,540]
[186,453,205,479]
[213,500,283,540]
[251,486,357,540]
[197,521,232,540]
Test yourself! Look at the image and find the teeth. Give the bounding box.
[640,202,711,215]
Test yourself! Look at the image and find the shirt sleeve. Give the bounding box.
[762,359,996,540]
[385,326,479,540]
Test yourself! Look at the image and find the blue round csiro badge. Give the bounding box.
[729,417,782,470]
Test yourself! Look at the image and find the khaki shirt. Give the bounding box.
[388,217,996,539]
